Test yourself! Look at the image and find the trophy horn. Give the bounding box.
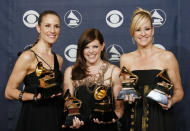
[120,66,138,83]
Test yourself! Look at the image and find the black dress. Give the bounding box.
[121,70,175,131]
[68,62,118,131]
[15,50,64,131]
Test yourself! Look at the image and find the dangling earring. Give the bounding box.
[152,37,154,44]
[132,37,136,45]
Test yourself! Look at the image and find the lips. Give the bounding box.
[47,34,56,38]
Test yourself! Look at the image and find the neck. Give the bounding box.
[137,44,154,57]
[33,41,52,54]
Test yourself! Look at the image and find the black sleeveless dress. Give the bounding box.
[68,62,118,131]
[15,51,64,131]
[121,70,175,131]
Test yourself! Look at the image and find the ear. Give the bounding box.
[36,24,40,34]
[101,42,105,51]
[151,26,154,36]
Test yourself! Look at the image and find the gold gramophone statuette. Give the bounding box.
[146,69,173,105]
[117,66,139,100]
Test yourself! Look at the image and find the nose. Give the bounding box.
[88,47,94,53]
[140,30,146,36]
[50,27,55,33]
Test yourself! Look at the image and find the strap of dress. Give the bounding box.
[53,52,59,72]
[30,49,53,70]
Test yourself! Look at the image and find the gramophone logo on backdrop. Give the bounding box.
[64,10,82,28]
[106,10,124,28]
[106,44,124,62]
[150,9,166,27]
[23,10,39,28]
[64,44,78,62]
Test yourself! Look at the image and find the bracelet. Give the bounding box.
[33,93,38,101]
[18,90,24,102]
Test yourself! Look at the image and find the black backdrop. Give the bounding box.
[0,0,189,130]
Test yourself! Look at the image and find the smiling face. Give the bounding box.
[133,19,154,47]
[36,14,61,45]
[83,39,105,66]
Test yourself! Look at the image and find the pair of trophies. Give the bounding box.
[117,66,173,105]
[63,86,118,126]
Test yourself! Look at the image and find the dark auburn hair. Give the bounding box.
[71,28,107,80]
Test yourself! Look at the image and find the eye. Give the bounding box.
[145,27,151,30]
[45,24,50,27]
[93,45,99,48]
[55,25,60,28]
[136,28,141,32]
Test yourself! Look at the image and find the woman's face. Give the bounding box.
[83,39,105,66]
[37,14,61,44]
[133,20,154,47]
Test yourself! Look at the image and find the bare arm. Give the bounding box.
[5,51,36,101]
[165,52,184,106]
[63,66,75,96]
[112,66,124,119]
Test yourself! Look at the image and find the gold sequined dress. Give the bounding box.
[71,62,118,131]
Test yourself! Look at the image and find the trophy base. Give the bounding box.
[91,111,118,122]
[38,86,62,99]
[117,88,139,100]
[65,114,81,126]
[146,89,168,105]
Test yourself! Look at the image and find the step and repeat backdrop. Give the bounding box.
[0,0,189,130]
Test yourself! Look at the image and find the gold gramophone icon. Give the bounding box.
[35,62,62,99]
[117,66,139,100]
[146,69,173,105]
[92,85,118,122]
[35,62,56,88]
[64,89,82,126]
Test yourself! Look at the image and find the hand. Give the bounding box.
[124,94,136,104]
[50,92,62,98]
[93,118,116,124]
[159,95,173,110]
[62,117,84,129]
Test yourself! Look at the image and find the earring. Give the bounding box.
[152,37,154,44]
[132,37,136,45]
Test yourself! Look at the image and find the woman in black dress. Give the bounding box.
[120,8,184,131]
[5,10,64,131]
[63,28,124,131]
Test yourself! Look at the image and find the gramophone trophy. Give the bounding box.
[35,62,62,99]
[146,69,173,105]
[92,85,118,122]
[117,66,139,100]
[63,89,82,126]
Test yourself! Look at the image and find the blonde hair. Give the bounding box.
[130,7,153,36]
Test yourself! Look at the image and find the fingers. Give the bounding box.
[71,117,84,129]
[124,94,136,104]
[93,118,116,124]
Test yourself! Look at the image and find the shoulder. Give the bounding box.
[120,51,136,61]
[55,53,64,66]
[108,63,120,75]
[64,65,73,74]
[17,50,35,63]
[159,49,176,62]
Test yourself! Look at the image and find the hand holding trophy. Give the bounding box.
[63,89,82,126]
[92,85,118,122]
[146,69,173,105]
[117,66,139,100]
